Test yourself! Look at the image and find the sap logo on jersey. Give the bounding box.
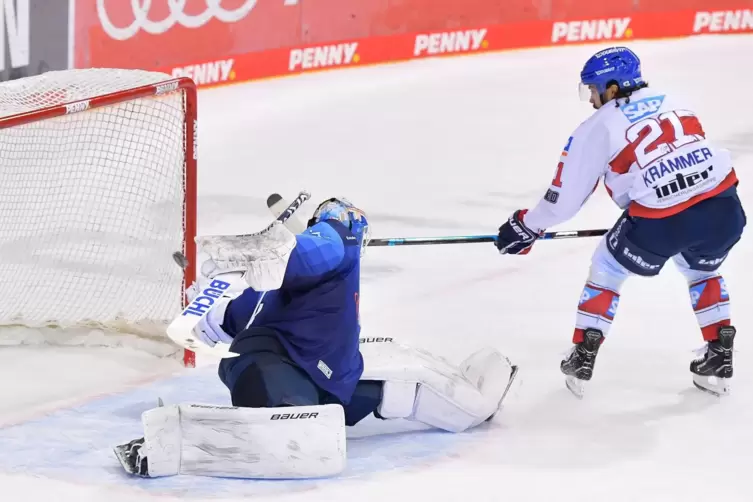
[620,95,666,123]
[182,280,232,317]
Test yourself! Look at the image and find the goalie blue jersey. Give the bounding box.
[220,219,364,404]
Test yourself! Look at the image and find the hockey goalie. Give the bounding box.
[114,197,519,479]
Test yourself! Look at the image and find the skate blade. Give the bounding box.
[565,376,586,399]
[113,443,137,475]
[692,374,730,397]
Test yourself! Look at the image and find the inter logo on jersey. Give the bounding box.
[620,95,666,123]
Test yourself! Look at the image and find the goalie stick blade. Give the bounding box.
[267,193,308,234]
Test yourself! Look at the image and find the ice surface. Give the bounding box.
[2,34,753,501]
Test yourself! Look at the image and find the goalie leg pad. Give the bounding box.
[117,403,346,479]
[377,381,417,419]
[361,341,516,433]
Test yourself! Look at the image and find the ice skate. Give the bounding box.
[561,328,604,398]
[113,437,149,477]
[691,325,735,397]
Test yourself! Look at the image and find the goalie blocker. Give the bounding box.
[114,339,518,479]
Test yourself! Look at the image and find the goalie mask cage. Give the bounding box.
[0,69,197,367]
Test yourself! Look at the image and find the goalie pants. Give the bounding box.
[218,328,382,426]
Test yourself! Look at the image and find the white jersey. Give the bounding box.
[524,88,737,232]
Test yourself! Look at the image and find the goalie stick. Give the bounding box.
[167,191,311,359]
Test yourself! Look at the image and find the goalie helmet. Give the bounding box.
[308,197,371,253]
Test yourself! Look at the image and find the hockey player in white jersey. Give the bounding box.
[494,47,746,397]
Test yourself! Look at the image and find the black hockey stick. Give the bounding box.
[262,193,607,248]
[367,228,608,247]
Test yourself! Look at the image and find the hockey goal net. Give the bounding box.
[0,69,197,366]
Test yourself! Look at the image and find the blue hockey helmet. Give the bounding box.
[579,47,643,102]
[308,197,371,254]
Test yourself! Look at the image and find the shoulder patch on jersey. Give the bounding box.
[559,136,574,159]
[620,95,666,123]
[544,189,559,204]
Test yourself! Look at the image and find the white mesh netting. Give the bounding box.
[0,69,191,351]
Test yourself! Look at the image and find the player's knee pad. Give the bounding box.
[606,214,667,276]
[361,341,516,433]
[122,403,345,478]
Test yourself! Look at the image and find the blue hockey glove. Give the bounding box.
[495,210,539,255]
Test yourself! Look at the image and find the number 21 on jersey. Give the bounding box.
[610,110,705,173]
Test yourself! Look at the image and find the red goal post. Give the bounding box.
[0,69,198,367]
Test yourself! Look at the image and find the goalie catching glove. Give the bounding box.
[186,220,297,347]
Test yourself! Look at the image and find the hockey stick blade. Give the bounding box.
[166,191,311,359]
